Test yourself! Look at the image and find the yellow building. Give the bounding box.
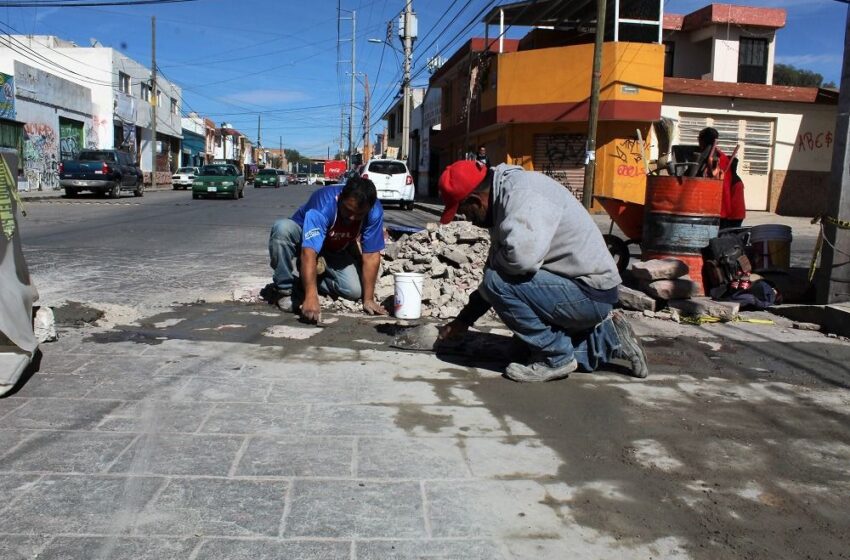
[429,0,665,206]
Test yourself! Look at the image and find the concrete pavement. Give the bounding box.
[3,186,850,558]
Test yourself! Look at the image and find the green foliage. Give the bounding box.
[283,148,310,165]
[773,63,825,88]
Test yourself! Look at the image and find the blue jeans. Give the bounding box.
[480,268,620,372]
[269,218,363,300]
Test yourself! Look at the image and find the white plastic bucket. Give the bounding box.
[394,272,424,319]
[750,224,793,270]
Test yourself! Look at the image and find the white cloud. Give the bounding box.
[775,54,842,67]
[34,7,60,23]
[220,89,308,105]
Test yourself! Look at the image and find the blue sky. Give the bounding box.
[2,0,844,155]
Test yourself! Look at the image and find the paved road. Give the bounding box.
[18,185,435,311]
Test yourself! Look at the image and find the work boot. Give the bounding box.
[504,359,577,383]
[611,311,649,378]
[259,283,290,306]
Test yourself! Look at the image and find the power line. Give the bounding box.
[0,0,197,6]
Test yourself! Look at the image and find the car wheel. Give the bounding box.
[109,182,121,199]
[134,183,145,197]
[64,188,77,198]
[172,184,178,190]
[238,187,244,198]
[231,188,239,200]
[192,192,200,200]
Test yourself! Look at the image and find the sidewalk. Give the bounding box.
[2,300,849,559]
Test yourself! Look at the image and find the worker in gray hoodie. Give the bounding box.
[436,160,648,382]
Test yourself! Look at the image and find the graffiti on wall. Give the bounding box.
[533,134,586,199]
[23,122,59,191]
[0,73,15,120]
[796,131,833,152]
[612,136,645,177]
[59,120,84,161]
[86,115,109,149]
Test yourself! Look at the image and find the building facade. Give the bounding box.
[0,35,183,186]
[660,4,838,215]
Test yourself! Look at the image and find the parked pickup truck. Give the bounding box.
[59,149,144,198]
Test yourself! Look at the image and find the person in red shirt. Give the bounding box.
[698,127,746,230]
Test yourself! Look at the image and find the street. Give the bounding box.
[1,186,849,559]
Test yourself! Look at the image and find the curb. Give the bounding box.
[413,201,442,218]
[20,187,176,201]
[768,304,850,338]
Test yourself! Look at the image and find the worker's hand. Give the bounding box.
[300,293,321,324]
[363,299,388,316]
[437,319,469,346]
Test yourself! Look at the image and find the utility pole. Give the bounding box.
[150,16,157,190]
[401,0,413,163]
[348,10,356,168]
[821,5,850,303]
[363,74,371,162]
[279,135,283,169]
[257,113,262,165]
[581,0,606,208]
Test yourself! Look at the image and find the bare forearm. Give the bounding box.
[300,248,319,297]
[361,252,381,301]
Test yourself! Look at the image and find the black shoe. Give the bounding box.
[611,311,649,378]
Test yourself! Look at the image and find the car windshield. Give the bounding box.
[79,151,116,162]
[199,165,234,176]
[258,170,277,176]
[177,168,195,174]
[368,161,406,175]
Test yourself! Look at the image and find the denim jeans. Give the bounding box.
[480,268,620,372]
[269,218,363,300]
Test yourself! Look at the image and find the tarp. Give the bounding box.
[0,151,37,394]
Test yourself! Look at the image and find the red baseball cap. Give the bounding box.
[437,160,488,224]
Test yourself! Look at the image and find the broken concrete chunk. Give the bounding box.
[617,285,657,312]
[440,247,470,267]
[412,254,431,264]
[456,230,480,244]
[33,307,58,343]
[631,259,690,282]
[668,298,740,321]
[383,242,401,261]
[645,279,700,300]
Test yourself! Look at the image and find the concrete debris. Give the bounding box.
[631,258,690,282]
[668,298,740,321]
[33,306,58,343]
[792,321,821,331]
[617,285,657,312]
[645,278,701,301]
[380,221,490,319]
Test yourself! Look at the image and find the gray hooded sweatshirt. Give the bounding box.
[487,163,621,290]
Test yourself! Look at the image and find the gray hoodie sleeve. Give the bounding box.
[489,187,562,275]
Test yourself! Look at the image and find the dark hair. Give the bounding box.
[341,174,377,209]
[698,127,719,147]
[478,145,486,150]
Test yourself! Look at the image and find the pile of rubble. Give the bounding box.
[373,220,490,319]
[618,258,740,321]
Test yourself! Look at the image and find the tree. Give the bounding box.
[773,63,827,88]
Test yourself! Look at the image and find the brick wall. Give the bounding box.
[770,169,830,217]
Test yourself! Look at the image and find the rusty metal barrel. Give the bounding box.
[641,176,723,295]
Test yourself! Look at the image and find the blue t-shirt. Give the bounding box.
[291,185,385,254]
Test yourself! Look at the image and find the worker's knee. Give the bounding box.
[334,278,362,301]
[481,268,509,301]
[270,218,300,242]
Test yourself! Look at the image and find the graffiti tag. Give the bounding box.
[796,131,833,152]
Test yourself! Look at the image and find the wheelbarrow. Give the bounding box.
[594,195,644,274]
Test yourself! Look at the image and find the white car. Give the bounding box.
[172,167,199,190]
[361,158,414,210]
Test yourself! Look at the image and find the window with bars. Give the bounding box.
[738,38,768,84]
[678,115,773,176]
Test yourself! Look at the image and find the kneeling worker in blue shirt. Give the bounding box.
[263,175,388,323]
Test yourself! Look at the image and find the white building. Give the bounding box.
[381,87,425,163]
[660,4,838,216]
[0,35,182,184]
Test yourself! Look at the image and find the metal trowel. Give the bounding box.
[389,323,466,354]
